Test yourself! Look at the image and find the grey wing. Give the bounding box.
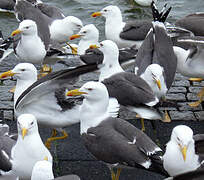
[103,72,156,106]
[15,64,97,110]
[0,136,16,172]
[194,134,204,155]
[135,28,154,76]
[175,13,204,36]
[120,20,152,41]
[152,22,177,89]
[36,3,65,19]
[14,0,51,50]
[177,36,204,47]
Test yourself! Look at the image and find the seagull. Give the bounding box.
[67,81,168,180]
[91,3,171,49]
[173,36,204,107]
[90,40,162,131]
[5,114,52,180]
[163,125,203,177]
[0,63,119,148]
[135,21,177,101]
[31,158,81,180]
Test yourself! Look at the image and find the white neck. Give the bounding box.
[99,53,124,81]
[80,98,109,134]
[14,77,37,106]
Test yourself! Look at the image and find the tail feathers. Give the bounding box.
[108,98,120,118]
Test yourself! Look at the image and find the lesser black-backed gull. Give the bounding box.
[0,63,119,148]
[0,114,52,180]
[173,36,204,107]
[163,125,204,177]
[90,40,162,131]
[91,3,171,49]
[67,81,168,180]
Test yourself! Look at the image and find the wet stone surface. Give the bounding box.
[1,56,204,180]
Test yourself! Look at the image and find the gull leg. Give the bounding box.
[66,42,78,54]
[189,78,203,82]
[9,86,16,93]
[115,168,122,180]
[45,130,68,149]
[189,87,204,107]
[140,118,145,132]
[110,168,116,180]
[38,64,52,78]
[162,110,171,122]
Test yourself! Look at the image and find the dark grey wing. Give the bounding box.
[0,0,15,12]
[54,175,80,180]
[152,23,177,89]
[103,72,156,107]
[194,134,204,155]
[168,168,204,180]
[177,36,204,46]
[175,13,204,36]
[83,118,167,176]
[0,174,19,180]
[15,64,98,110]
[36,3,65,19]
[14,0,51,50]
[120,20,152,41]
[135,28,154,76]
[0,136,16,172]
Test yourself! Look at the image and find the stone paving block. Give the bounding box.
[175,73,188,81]
[169,111,196,121]
[165,93,186,101]
[2,79,16,86]
[189,87,203,93]
[187,93,199,101]
[159,107,177,111]
[168,87,187,93]
[4,110,14,121]
[172,80,190,87]
[0,101,13,109]
[0,86,13,101]
[192,81,204,87]
[194,111,204,121]
[178,102,202,111]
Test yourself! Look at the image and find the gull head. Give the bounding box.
[63,16,83,32]
[11,20,38,36]
[70,24,99,41]
[145,64,164,90]
[92,5,121,19]
[170,125,194,161]
[0,63,37,80]
[17,114,38,140]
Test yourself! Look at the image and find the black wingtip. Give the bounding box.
[151,2,172,23]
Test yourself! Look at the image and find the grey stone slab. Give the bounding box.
[192,81,204,87]
[169,111,196,121]
[175,73,189,81]
[4,110,14,121]
[159,107,177,111]
[172,80,190,87]
[187,93,199,101]
[165,93,186,101]
[0,101,13,109]
[168,87,187,93]
[178,102,202,111]
[0,86,13,101]
[189,87,203,93]
[2,79,16,86]
[195,111,204,121]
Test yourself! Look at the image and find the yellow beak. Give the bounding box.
[91,12,102,17]
[156,79,161,90]
[89,44,100,49]
[0,70,15,79]
[22,128,28,140]
[181,145,187,161]
[44,156,48,161]
[69,34,81,40]
[66,89,87,96]
[11,29,22,36]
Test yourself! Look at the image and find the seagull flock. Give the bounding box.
[0,0,204,180]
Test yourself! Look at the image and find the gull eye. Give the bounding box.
[30,121,34,126]
[87,88,93,91]
[177,137,180,141]
[83,31,87,33]
[25,26,29,29]
[100,43,103,47]
[21,69,25,72]
[104,9,107,12]
[77,24,81,27]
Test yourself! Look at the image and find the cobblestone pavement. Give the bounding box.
[1,55,204,180]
